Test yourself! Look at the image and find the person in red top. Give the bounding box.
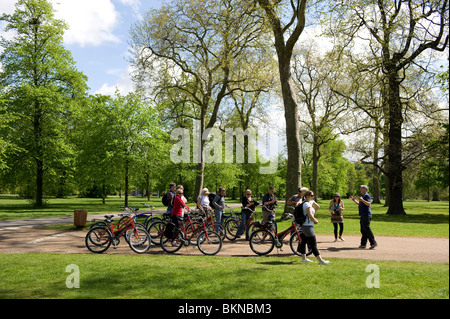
[168,187,191,240]
[172,187,190,217]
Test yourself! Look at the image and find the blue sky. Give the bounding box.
[0,0,162,95]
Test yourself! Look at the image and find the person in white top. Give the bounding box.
[298,191,330,265]
[197,188,210,213]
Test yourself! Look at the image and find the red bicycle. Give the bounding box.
[249,213,302,256]
[85,214,151,254]
[160,214,222,255]
[224,207,258,240]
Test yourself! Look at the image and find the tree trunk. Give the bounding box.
[385,72,406,215]
[279,59,302,216]
[34,99,44,207]
[312,137,319,198]
[146,172,151,201]
[124,159,129,207]
[193,115,206,202]
[372,126,381,204]
[35,158,44,207]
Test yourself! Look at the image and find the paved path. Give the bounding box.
[0,214,448,263]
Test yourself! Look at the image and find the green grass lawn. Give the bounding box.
[0,253,447,299]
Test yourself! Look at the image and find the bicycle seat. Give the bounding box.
[104,215,114,219]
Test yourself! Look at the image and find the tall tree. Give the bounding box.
[330,0,449,214]
[0,0,87,206]
[256,0,307,215]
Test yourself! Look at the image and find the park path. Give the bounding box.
[0,214,448,263]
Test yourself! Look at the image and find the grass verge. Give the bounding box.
[0,253,448,299]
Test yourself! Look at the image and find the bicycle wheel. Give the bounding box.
[249,229,275,256]
[197,230,222,255]
[89,220,108,229]
[207,222,225,241]
[145,216,161,229]
[185,221,203,245]
[289,231,302,256]
[128,227,151,254]
[160,228,185,253]
[85,226,112,253]
[147,220,166,245]
[225,218,239,241]
[125,223,146,243]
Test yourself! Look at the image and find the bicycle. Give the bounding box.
[193,203,226,240]
[147,210,201,245]
[248,213,302,256]
[160,214,222,255]
[224,207,256,241]
[134,203,163,228]
[85,213,151,254]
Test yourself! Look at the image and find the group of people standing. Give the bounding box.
[163,182,378,264]
[165,183,230,231]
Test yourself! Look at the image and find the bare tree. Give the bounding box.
[130,0,268,199]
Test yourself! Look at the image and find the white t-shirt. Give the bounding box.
[198,194,209,207]
[302,201,315,227]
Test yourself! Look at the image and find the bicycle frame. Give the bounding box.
[103,214,143,247]
[234,208,256,231]
[268,214,302,247]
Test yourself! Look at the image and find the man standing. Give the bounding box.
[350,185,378,249]
[262,186,277,224]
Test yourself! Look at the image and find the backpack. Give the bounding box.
[162,192,174,207]
[162,192,169,206]
[208,193,217,209]
[293,201,308,225]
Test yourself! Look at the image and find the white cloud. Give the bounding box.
[1,0,139,47]
[51,0,121,47]
[95,65,135,96]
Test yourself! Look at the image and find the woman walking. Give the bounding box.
[329,193,345,242]
[299,191,330,265]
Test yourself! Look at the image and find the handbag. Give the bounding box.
[331,211,343,222]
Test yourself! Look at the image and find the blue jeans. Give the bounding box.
[215,210,224,228]
[236,210,251,238]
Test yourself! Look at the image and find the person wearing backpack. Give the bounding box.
[212,187,229,228]
[298,191,330,265]
[163,183,176,215]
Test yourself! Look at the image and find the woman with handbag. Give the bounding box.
[329,193,345,242]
